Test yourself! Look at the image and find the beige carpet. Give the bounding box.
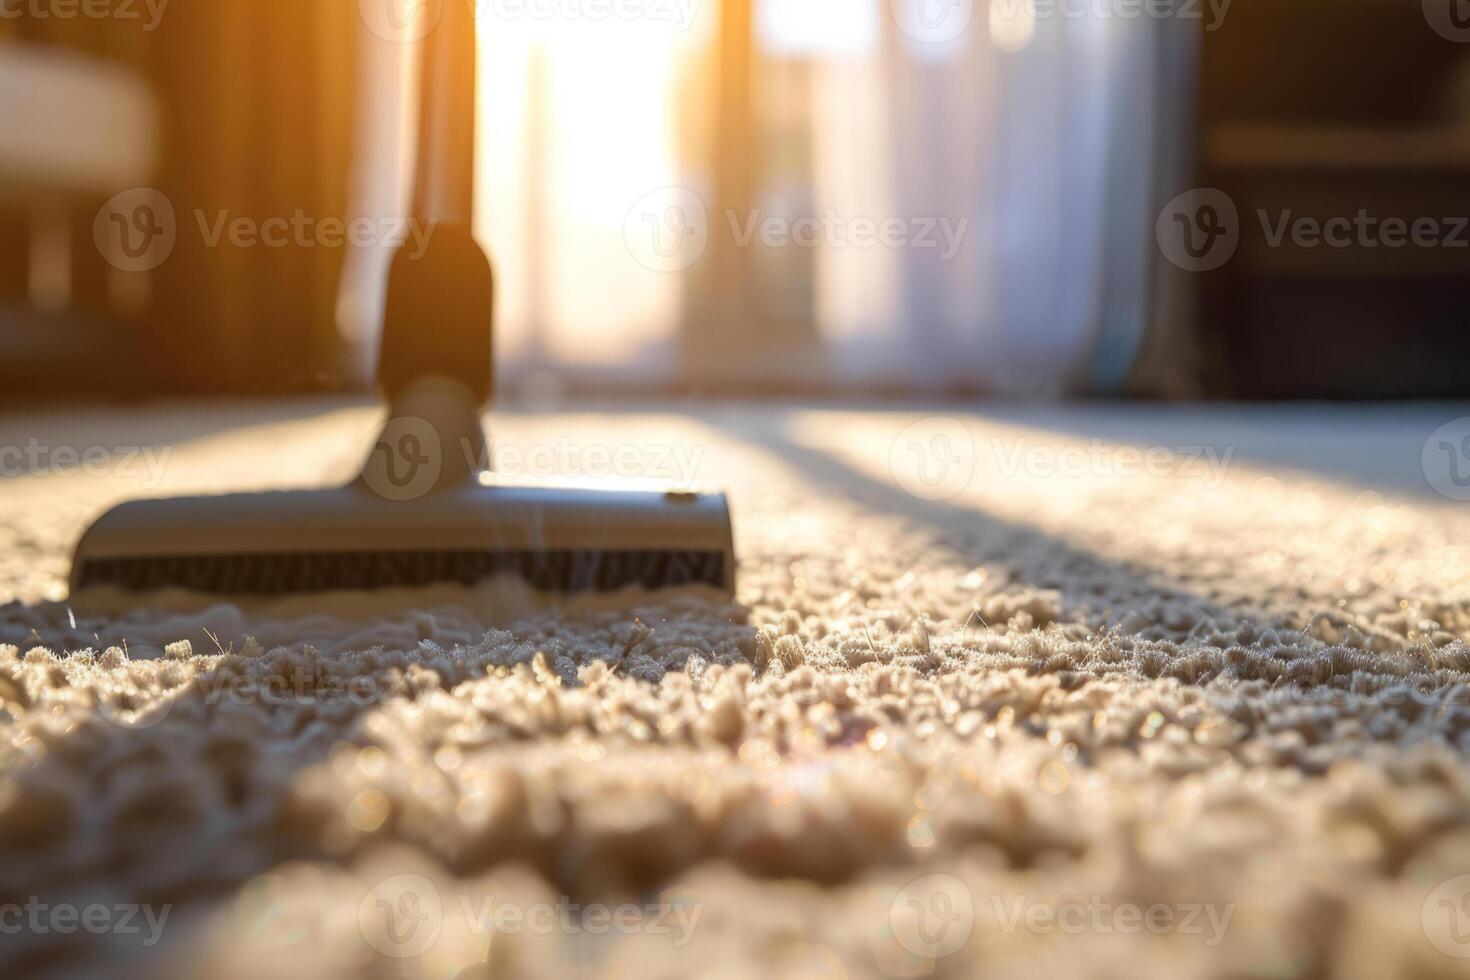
[3,401,1470,978]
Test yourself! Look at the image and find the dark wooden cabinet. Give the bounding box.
[1196,0,1470,398]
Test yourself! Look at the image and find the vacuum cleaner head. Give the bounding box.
[71,480,735,598]
[71,372,736,600]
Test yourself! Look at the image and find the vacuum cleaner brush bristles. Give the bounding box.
[70,479,736,598]
[73,548,731,596]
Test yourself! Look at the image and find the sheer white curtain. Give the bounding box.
[807,3,1175,392]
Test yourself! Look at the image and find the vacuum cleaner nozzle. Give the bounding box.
[68,5,736,601]
[70,473,736,598]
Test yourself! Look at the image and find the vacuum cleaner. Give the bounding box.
[68,4,735,599]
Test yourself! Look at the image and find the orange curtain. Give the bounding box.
[148,0,359,393]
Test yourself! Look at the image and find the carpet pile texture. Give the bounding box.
[1,402,1469,978]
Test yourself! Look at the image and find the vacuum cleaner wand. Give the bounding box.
[376,0,493,437]
[68,13,736,599]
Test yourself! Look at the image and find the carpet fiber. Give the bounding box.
[2,402,1470,978]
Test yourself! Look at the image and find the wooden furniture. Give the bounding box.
[0,41,158,392]
[1195,0,1470,398]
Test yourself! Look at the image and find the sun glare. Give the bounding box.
[477,16,708,369]
[989,0,1036,52]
